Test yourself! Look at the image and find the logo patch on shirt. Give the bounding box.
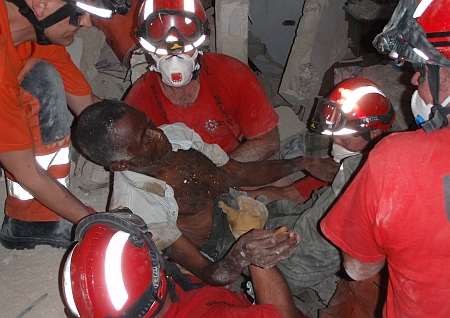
[444,176,450,221]
[205,119,220,133]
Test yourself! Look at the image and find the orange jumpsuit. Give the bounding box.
[0,0,91,221]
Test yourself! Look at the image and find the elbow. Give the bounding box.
[344,264,373,281]
[343,254,385,281]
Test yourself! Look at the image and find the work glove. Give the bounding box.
[219,195,268,239]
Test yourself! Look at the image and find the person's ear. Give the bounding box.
[142,128,163,149]
[109,160,130,172]
[31,0,47,18]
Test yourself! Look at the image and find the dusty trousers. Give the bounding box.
[4,61,73,222]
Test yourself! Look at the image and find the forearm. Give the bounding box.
[250,265,302,318]
[230,128,280,162]
[0,150,91,223]
[225,157,305,187]
[21,168,91,223]
[166,236,244,286]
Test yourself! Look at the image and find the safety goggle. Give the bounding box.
[309,98,354,134]
[309,97,394,136]
[137,10,207,55]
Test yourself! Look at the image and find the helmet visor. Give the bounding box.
[138,10,204,47]
[148,13,200,41]
[309,98,347,134]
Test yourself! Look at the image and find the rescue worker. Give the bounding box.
[321,0,450,316]
[72,100,327,286]
[118,0,338,205]
[266,77,394,316]
[61,210,304,318]
[125,0,280,162]
[0,0,129,249]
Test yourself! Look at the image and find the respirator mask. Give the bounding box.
[150,50,200,87]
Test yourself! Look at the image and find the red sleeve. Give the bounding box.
[33,44,92,96]
[198,302,283,318]
[164,286,283,318]
[212,55,278,139]
[320,153,386,263]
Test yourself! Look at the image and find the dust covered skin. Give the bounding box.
[141,149,233,247]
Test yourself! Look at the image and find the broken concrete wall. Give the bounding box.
[215,0,249,64]
[279,0,348,121]
[249,0,304,67]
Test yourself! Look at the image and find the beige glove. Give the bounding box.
[219,196,269,239]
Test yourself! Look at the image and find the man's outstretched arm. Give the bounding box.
[222,156,339,187]
[0,149,92,223]
[165,229,299,286]
[230,127,280,162]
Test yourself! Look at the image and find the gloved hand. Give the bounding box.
[226,227,300,270]
[219,195,268,238]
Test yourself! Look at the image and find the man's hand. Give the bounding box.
[179,228,299,286]
[228,227,300,269]
[300,157,339,183]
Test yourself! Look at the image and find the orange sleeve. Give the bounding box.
[33,44,92,96]
[0,37,32,152]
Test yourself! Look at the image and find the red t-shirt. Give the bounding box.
[162,285,282,318]
[321,128,450,317]
[125,53,278,153]
[0,0,91,152]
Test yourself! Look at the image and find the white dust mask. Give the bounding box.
[331,143,360,163]
[150,50,200,87]
[411,90,450,126]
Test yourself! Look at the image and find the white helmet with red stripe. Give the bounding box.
[136,0,209,55]
[135,0,208,87]
[61,210,168,318]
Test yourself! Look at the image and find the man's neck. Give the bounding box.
[6,1,36,45]
[159,77,201,106]
[128,142,173,177]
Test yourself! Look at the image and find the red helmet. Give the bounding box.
[136,0,209,55]
[309,78,394,136]
[373,0,450,66]
[61,211,168,318]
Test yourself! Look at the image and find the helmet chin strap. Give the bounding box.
[422,64,450,132]
[7,0,76,45]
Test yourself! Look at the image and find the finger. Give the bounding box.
[242,229,274,240]
[245,236,280,251]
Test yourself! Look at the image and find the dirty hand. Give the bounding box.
[302,157,339,182]
[227,227,300,269]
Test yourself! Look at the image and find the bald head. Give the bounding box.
[72,100,141,168]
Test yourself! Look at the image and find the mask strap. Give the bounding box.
[428,64,440,106]
[421,65,450,132]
